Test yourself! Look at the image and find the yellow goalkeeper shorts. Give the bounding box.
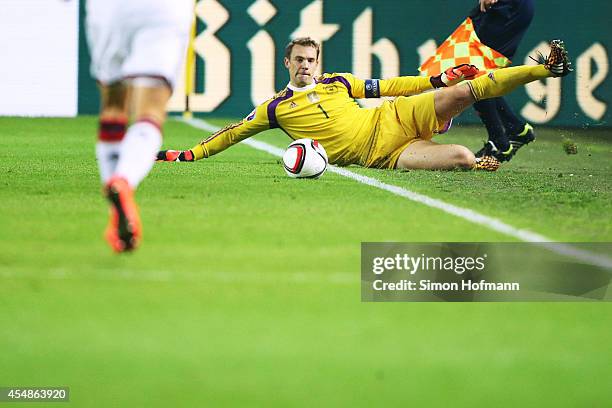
[363,91,446,169]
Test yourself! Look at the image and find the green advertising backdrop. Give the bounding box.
[78,0,611,127]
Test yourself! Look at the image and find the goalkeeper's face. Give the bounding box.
[284,45,319,87]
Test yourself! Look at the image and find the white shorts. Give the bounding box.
[85,0,193,89]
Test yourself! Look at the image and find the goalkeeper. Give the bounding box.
[158,37,571,171]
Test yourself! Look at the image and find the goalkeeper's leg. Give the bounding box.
[434,39,571,126]
[396,140,475,170]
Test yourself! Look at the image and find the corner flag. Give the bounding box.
[419,18,511,77]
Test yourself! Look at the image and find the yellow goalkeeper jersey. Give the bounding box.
[192,73,434,166]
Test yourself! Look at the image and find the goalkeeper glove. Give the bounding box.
[430,64,480,88]
[156,150,195,162]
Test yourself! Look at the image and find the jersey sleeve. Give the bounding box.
[336,72,434,98]
[378,76,434,96]
[192,102,270,159]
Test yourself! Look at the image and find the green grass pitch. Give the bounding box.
[0,116,611,406]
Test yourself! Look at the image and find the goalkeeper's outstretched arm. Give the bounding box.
[157,104,271,162]
[354,64,480,98]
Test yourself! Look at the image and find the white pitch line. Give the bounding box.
[179,117,612,270]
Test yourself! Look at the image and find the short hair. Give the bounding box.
[284,37,320,60]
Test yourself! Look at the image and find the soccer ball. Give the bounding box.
[282,138,328,179]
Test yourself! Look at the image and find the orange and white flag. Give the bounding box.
[419,17,511,77]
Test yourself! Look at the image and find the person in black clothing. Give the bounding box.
[471,0,536,161]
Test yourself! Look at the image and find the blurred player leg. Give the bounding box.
[86,0,193,252]
[104,81,170,253]
[96,83,129,182]
[95,82,142,252]
[113,82,169,189]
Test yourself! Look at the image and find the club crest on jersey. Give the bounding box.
[324,85,338,94]
[246,109,256,121]
[307,92,320,103]
[289,101,298,109]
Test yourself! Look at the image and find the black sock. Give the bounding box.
[496,97,525,136]
[473,98,510,152]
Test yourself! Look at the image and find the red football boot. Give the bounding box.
[104,176,141,252]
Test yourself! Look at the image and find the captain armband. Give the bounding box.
[364,79,381,98]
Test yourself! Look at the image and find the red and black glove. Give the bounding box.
[156,150,195,162]
[430,64,480,88]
